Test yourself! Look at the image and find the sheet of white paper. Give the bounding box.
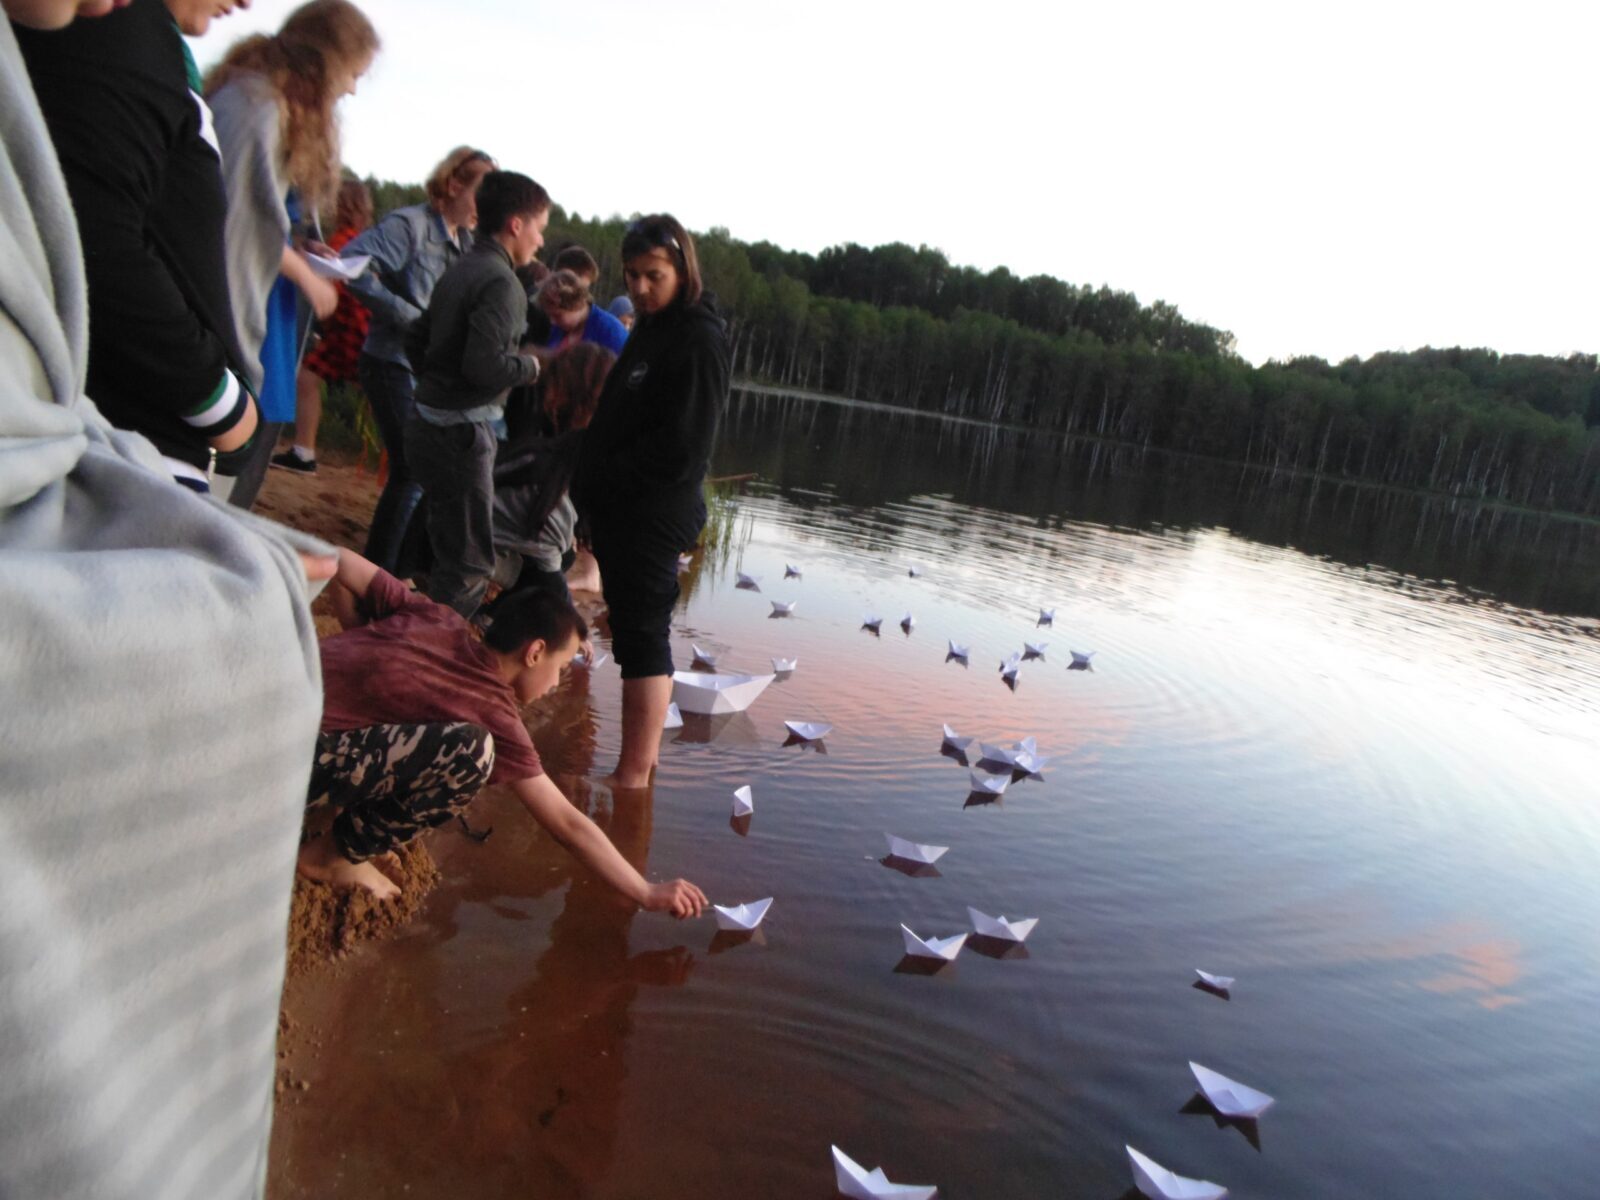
[946,640,969,660]
[941,724,973,751]
[1126,1146,1227,1200]
[1195,969,1234,991]
[670,670,776,715]
[1038,607,1055,625]
[1189,1062,1273,1119]
[663,702,683,730]
[900,923,967,961]
[969,770,1010,795]
[735,571,761,590]
[966,906,1038,942]
[884,833,948,864]
[713,896,772,932]
[831,1146,938,1200]
[784,719,831,741]
[306,252,370,281]
[862,614,883,631]
[784,563,802,578]
[731,785,754,817]
[771,600,796,615]
[690,643,718,668]
[772,657,798,673]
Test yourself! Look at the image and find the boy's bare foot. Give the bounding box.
[296,835,401,900]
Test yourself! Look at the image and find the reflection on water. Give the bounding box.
[271,393,1600,1200]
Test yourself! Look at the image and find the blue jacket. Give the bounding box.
[545,303,628,356]
[343,203,472,367]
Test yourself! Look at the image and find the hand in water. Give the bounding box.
[643,878,707,919]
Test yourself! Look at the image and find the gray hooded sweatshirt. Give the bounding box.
[0,19,329,1200]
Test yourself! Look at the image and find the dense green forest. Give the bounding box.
[361,179,1600,517]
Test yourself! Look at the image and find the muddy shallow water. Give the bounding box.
[268,394,1600,1199]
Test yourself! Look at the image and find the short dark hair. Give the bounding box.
[621,214,702,307]
[480,581,587,655]
[475,171,550,239]
[553,245,598,280]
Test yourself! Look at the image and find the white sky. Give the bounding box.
[196,0,1598,365]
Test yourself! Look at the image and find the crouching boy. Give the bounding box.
[299,548,705,917]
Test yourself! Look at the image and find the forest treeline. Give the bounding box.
[363,179,1600,517]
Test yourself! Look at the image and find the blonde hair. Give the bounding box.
[425,146,496,208]
[205,0,380,211]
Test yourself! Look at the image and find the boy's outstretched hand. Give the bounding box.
[643,878,707,919]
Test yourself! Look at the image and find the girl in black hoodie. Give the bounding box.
[571,214,731,789]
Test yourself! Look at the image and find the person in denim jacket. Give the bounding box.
[341,145,494,573]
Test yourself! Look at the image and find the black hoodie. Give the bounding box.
[572,296,730,520]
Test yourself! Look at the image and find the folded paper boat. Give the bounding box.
[731,785,754,817]
[884,833,948,864]
[967,906,1038,942]
[831,1145,937,1200]
[1126,1145,1227,1200]
[900,923,967,961]
[1188,1062,1274,1119]
[670,670,775,716]
[784,719,831,741]
[713,897,772,932]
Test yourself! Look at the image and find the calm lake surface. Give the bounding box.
[270,392,1600,1199]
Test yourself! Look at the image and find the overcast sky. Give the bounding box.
[196,0,1596,365]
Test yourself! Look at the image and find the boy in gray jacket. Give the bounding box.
[404,170,548,617]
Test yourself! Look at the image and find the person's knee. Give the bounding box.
[441,723,495,795]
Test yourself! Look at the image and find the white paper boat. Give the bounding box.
[1126,1145,1227,1200]
[772,657,798,673]
[940,724,973,752]
[967,906,1038,943]
[1023,641,1048,659]
[1070,649,1097,666]
[1189,1062,1275,1120]
[784,563,803,579]
[884,833,948,864]
[899,612,915,632]
[573,649,610,669]
[735,571,761,591]
[1037,607,1055,626]
[731,785,754,817]
[1000,666,1019,690]
[831,1145,937,1200]
[677,553,694,572]
[978,742,1020,768]
[1195,969,1234,991]
[998,651,1022,673]
[690,643,718,669]
[306,252,370,281]
[784,719,831,741]
[1011,750,1052,777]
[771,600,796,616]
[900,923,967,962]
[663,702,683,730]
[862,614,883,631]
[946,640,969,660]
[713,896,772,932]
[907,565,922,578]
[969,770,1010,795]
[670,670,775,716]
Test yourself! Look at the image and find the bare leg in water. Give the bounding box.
[604,674,671,790]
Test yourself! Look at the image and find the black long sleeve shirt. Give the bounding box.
[409,238,537,414]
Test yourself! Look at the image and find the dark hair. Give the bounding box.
[475,171,550,239]
[514,259,551,291]
[334,178,372,232]
[481,581,587,654]
[621,213,702,307]
[543,343,614,431]
[538,269,589,314]
[553,245,598,280]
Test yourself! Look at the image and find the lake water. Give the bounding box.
[269,392,1600,1199]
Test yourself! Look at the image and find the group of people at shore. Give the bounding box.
[1,1,727,1196]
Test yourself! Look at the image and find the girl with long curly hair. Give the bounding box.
[206,0,380,505]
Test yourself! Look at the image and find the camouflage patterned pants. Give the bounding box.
[308,722,496,862]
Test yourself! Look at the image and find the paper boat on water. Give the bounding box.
[1189,1062,1275,1120]
[1195,969,1234,991]
[1037,607,1055,626]
[862,614,883,632]
[663,702,683,730]
[900,923,967,962]
[784,719,831,741]
[830,1145,937,1200]
[1000,667,1019,691]
[907,565,922,578]
[941,724,973,752]
[784,563,803,579]
[900,613,915,632]
[306,252,371,281]
[677,553,694,572]
[967,906,1038,943]
[1070,649,1097,667]
[884,833,947,865]
[731,785,754,817]
[978,742,1019,768]
[946,640,969,660]
[713,897,772,932]
[771,600,796,616]
[735,571,762,591]
[690,643,718,669]
[772,657,798,673]
[1127,1145,1227,1200]
[1022,641,1048,660]
[670,670,775,716]
[969,770,1010,796]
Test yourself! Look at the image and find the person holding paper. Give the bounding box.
[571,215,731,790]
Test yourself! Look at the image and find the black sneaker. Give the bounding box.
[270,449,317,474]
